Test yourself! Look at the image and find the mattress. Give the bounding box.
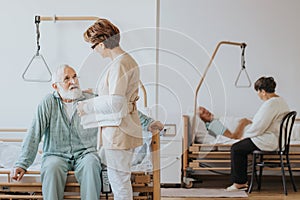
[0,131,154,175]
[189,113,300,147]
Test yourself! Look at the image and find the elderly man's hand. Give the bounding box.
[148,121,164,132]
[11,167,26,181]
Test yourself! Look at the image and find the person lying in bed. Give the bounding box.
[11,64,163,200]
[198,107,252,139]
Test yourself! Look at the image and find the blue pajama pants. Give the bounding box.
[41,153,102,200]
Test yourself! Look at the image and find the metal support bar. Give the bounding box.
[191,41,249,143]
[39,16,99,21]
[139,80,148,108]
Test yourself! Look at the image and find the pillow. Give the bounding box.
[187,113,215,144]
[0,142,43,170]
[0,142,21,168]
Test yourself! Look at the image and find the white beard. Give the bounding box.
[57,84,83,100]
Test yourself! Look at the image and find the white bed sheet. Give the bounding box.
[0,131,154,176]
[190,113,300,145]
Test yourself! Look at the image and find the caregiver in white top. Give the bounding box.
[245,96,289,151]
[78,18,142,200]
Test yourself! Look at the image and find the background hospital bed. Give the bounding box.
[0,128,160,200]
[182,115,300,188]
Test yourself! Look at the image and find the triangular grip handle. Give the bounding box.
[235,68,251,88]
[22,54,52,82]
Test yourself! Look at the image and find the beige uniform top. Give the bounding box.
[98,53,143,149]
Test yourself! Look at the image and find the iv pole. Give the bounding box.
[22,15,99,82]
[191,41,251,143]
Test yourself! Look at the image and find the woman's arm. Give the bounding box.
[225,118,252,139]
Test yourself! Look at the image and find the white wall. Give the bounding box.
[1,0,300,130]
[158,0,300,128]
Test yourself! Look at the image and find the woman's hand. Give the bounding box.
[239,118,252,126]
[82,88,93,94]
[77,101,86,116]
[148,121,164,132]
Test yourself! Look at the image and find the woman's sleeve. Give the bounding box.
[82,63,129,115]
[80,95,128,128]
[244,102,277,137]
[108,63,128,96]
[80,64,129,128]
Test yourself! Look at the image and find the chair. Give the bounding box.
[248,111,297,195]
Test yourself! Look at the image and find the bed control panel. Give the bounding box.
[162,124,176,136]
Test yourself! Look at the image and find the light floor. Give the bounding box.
[161,175,300,200]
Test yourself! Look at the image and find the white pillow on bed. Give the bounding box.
[0,142,42,170]
[187,114,215,144]
[0,142,21,168]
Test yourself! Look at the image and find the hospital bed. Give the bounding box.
[0,128,160,199]
[182,115,300,188]
[0,79,161,199]
[180,41,300,188]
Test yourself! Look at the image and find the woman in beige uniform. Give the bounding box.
[77,18,142,200]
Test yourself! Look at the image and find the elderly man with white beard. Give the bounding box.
[12,64,102,200]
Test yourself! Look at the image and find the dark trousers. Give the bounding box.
[231,138,259,184]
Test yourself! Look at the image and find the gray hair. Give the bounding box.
[51,64,71,84]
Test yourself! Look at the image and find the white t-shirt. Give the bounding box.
[63,102,76,121]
